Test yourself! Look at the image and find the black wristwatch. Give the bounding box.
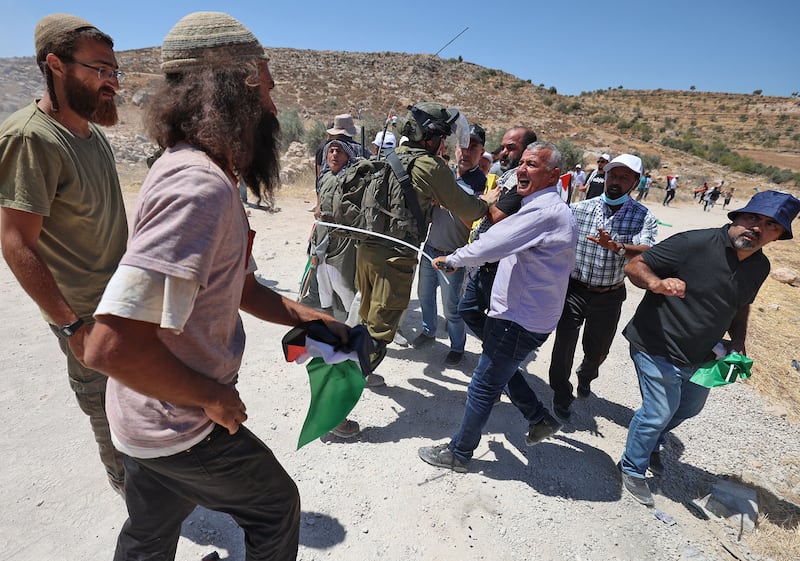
[616,243,627,256]
[59,318,85,337]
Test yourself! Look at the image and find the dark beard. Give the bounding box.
[63,71,118,126]
[240,111,281,205]
[501,153,522,173]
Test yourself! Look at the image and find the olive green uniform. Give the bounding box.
[356,143,489,342]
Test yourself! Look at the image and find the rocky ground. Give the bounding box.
[1,188,797,561]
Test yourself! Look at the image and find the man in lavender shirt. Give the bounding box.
[418,141,578,472]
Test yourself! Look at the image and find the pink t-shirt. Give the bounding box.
[105,143,251,454]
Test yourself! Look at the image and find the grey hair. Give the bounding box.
[525,141,562,171]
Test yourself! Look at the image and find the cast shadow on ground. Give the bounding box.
[299,511,347,548]
[648,442,800,530]
[556,391,636,438]
[337,363,644,503]
[181,506,244,560]
[179,508,345,560]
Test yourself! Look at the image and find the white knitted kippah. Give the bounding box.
[161,11,267,74]
[34,14,98,55]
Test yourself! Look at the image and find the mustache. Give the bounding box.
[740,229,760,240]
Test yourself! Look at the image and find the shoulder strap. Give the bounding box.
[386,151,426,239]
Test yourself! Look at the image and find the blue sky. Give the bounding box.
[3,0,798,97]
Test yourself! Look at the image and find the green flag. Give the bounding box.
[297,357,366,449]
[690,353,753,389]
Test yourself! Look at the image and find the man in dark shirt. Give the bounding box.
[457,126,538,339]
[618,190,800,507]
[583,153,610,199]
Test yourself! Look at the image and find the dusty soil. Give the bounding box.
[1,186,798,561]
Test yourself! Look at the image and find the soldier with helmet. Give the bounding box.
[355,101,498,382]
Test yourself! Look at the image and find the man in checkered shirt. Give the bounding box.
[548,154,658,422]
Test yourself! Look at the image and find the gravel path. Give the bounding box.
[1,193,796,560]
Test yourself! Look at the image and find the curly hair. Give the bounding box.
[145,59,281,198]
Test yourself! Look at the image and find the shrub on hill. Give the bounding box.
[557,139,584,170]
[662,137,800,185]
[278,109,304,150]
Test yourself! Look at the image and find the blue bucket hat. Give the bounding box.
[727,190,800,240]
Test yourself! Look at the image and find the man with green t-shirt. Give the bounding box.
[0,14,127,494]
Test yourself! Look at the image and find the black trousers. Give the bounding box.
[115,424,300,561]
[548,282,626,407]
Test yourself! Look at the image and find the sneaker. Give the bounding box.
[412,332,435,348]
[576,381,591,399]
[444,350,464,366]
[552,401,572,423]
[525,412,562,446]
[418,443,467,473]
[329,419,360,439]
[621,471,655,506]
[365,373,385,388]
[393,330,409,347]
[648,450,665,476]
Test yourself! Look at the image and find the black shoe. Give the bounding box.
[552,401,571,422]
[648,450,665,476]
[418,443,468,473]
[576,381,591,399]
[621,471,654,506]
[412,333,435,348]
[444,350,464,366]
[369,339,387,371]
[525,411,562,445]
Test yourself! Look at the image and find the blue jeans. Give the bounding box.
[620,345,710,478]
[458,266,496,340]
[418,244,467,351]
[449,318,549,463]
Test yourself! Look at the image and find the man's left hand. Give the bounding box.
[480,186,501,206]
[587,228,620,253]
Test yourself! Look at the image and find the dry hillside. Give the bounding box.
[1,46,799,560]
[3,47,800,188]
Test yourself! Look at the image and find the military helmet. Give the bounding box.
[396,102,460,142]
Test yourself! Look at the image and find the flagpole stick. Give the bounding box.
[315,220,451,284]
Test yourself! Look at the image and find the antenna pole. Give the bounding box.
[434,26,469,57]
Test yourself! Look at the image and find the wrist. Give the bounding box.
[59,317,85,338]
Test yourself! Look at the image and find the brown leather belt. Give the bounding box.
[571,278,625,293]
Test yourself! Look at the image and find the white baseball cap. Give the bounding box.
[372,130,396,149]
[480,151,492,162]
[603,154,643,175]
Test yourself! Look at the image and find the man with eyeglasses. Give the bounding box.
[0,14,127,494]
